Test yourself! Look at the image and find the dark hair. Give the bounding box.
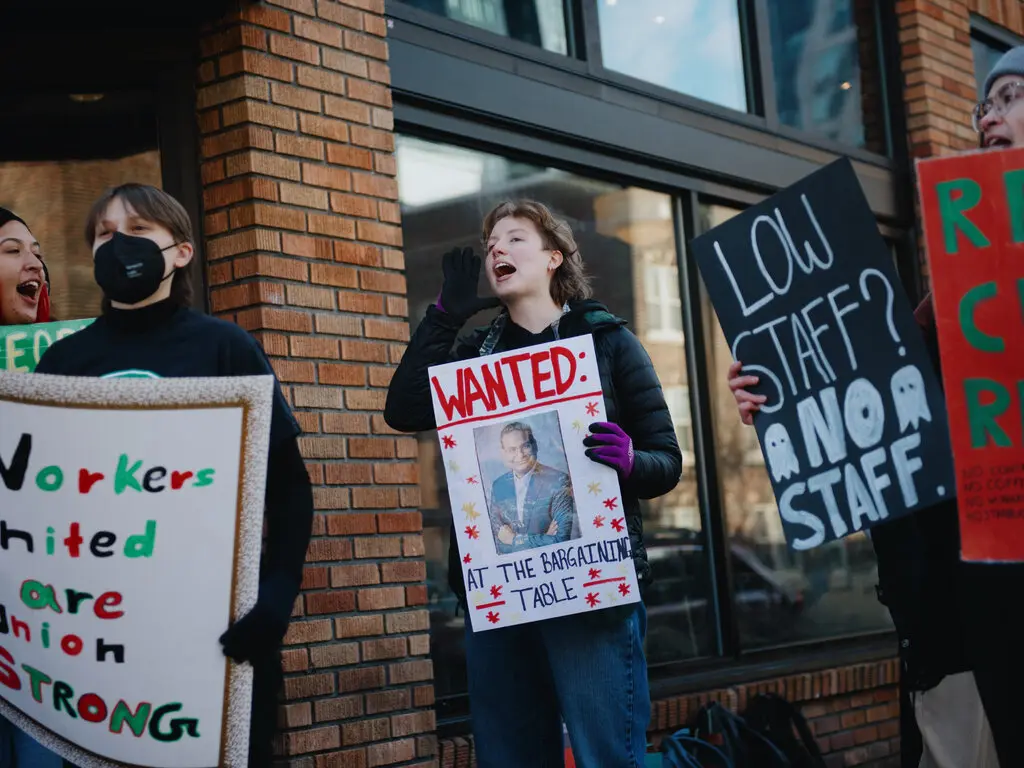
[85,184,195,307]
[482,199,592,307]
[500,422,538,458]
[0,207,27,231]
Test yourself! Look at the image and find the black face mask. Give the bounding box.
[94,231,178,306]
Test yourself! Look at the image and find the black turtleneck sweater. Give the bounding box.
[35,299,314,627]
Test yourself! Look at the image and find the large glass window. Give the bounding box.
[766,0,886,152]
[400,0,569,54]
[699,202,892,649]
[0,91,161,321]
[397,136,712,698]
[972,33,1013,96]
[596,0,748,111]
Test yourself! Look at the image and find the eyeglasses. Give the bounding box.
[972,81,1024,133]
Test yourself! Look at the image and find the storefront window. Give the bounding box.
[699,202,892,649]
[400,0,569,54]
[0,91,161,322]
[397,135,712,697]
[767,0,886,153]
[972,33,1012,96]
[596,0,748,111]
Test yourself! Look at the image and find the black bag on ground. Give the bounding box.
[740,693,826,768]
[660,727,734,768]
[688,701,790,768]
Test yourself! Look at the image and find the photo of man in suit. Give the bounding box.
[487,421,578,554]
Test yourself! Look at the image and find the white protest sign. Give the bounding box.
[429,335,641,631]
[0,372,271,768]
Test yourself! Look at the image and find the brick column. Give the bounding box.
[896,0,1024,286]
[896,0,977,160]
[197,2,436,765]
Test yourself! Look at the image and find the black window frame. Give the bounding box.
[970,14,1024,96]
[388,0,897,163]
[393,115,903,734]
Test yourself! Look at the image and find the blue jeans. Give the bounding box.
[465,604,650,768]
[0,714,64,768]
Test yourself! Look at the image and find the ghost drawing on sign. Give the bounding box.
[891,365,931,432]
[765,422,800,482]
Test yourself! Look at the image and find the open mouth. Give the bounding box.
[15,280,40,300]
[493,261,517,281]
[986,136,1012,148]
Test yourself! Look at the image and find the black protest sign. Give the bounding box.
[691,158,955,550]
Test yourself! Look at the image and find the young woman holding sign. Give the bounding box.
[34,184,314,768]
[725,49,1024,768]
[0,208,62,768]
[384,199,682,768]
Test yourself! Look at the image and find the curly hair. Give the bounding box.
[482,199,592,306]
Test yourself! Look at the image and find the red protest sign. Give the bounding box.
[918,146,1024,562]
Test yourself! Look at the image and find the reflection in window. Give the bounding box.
[597,0,747,111]
[663,385,694,459]
[400,0,568,54]
[767,0,886,153]
[397,136,711,697]
[699,202,892,649]
[0,91,161,322]
[972,34,1013,96]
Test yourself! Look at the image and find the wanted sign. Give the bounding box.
[428,335,641,631]
[692,158,955,549]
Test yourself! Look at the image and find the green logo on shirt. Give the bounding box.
[101,369,161,379]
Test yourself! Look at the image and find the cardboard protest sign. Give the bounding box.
[691,158,955,550]
[1,318,95,372]
[0,371,272,767]
[429,335,640,631]
[918,146,1024,561]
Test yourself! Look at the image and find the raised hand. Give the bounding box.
[727,360,767,426]
[436,247,501,324]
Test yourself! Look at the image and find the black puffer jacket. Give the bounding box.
[384,299,682,605]
[869,294,968,691]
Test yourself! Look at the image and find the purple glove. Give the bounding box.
[583,422,634,478]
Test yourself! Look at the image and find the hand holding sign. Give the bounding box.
[692,158,955,550]
[727,360,767,426]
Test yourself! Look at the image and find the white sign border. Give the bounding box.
[0,372,273,768]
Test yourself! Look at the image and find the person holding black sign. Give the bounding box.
[34,184,314,768]
[384,199,682,768]
[724,48,1024,768]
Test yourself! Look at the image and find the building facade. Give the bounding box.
[3,0,1021,766]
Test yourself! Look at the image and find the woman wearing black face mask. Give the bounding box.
[35,184,314,768]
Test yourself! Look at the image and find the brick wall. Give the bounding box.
[195,2,436,765]
[896,0,1024,158]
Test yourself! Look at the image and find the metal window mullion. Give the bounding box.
[749,0,778,125]
[675,192,739,659]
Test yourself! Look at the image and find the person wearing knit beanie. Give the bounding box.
[0,207,50,326]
